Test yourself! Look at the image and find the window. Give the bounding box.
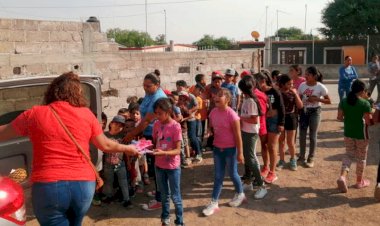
[279,50,305,64]
[325,49,342,64]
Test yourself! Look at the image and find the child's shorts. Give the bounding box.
[266,116,280,134]
[284,113,298,131]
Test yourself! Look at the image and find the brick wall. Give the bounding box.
[0,18,255,117]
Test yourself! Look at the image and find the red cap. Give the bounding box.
[163,89,172,95]
[240,70,251,78]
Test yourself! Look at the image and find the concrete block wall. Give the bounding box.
[0,18,254,118]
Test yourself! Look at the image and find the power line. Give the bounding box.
[1,0,213,9]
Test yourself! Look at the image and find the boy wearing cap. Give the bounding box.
[176,80,203,163]
[222,68,240,112]
[102,115,133,208]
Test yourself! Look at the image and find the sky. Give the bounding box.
[0,0,331,44]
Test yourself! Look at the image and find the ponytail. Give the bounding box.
[238,75,263,116]
[347,79,366,106]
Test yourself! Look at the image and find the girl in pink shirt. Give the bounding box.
[152,98,184,226]
[289,64,306,90]
[202,88,245,217]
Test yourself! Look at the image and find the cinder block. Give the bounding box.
[94,43,118,52]
[47,64,71,74]
[92,32,107,43]
[0,19,13,29]
[25,64,47,75]
[118,87,138,97]
[15,43,41,54]
[14,19,38,31]
[119,70,137,79]
[26,31,50,42]
[39,21,63,31]
[0,42,14,54]
[50,31,74,42]
[9,30,25,42]
[109,79,129,89]
[126,78,143,88]
[71,32,82,42]
[0,30,10,41]
[40,43,63,54]
[62,22,82,31]
[62,43,83,54]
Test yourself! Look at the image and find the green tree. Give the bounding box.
[276,27,303,40]
[320,0,380,40]
[106,28,155,47]
[193,35,235,50]
[155,34,167,45]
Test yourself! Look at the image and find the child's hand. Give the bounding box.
[237,153,244,164]
[153,149,165,156]
[277,126,284,132]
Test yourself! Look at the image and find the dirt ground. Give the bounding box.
[26,104,380,226]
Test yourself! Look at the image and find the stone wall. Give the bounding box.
[0,18,254,117]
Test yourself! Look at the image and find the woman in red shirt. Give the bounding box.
[0,72,139,226]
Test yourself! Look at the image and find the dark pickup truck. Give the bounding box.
[0,75,103,187]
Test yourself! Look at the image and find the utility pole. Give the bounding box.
[304,4,307,35]
[145,0,148,33]
[164,10,167,43]
[276,9,278,38]
[265,6,268,38]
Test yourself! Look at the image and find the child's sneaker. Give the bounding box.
[122,200,134,209]
[289,158,298,171]
[254,186,268,199]
[193,155,203,163]
[375,183,380,202]
[243,182,253,191]
[228,193,246,207]
[264,171,278,184]
[161,218,170,226]
[146,190,156,198]
[337,176,348,193]
[141,199,162,211]
[260,166,269,177]
[202,201,219,216]
[355,179,370,189]
[305,158,314,168]
[276,160,286,171]
[297,156,306,164]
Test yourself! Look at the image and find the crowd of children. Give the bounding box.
[92,64,380,225]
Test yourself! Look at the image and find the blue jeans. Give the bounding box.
[299,107,321,160]
[338,85,351,102]
[103,161,130,201]
[187,120,202,156]
[32,181,95,226]
[155,167,183,225]
[212,147,243,201]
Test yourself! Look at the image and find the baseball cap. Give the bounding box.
[178,91,190,99]
[225,68,236,76]
[240,70,251,78]
[211,70,223,78]
[111,115,126,124]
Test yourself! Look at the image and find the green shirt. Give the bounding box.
[339,98,371,139]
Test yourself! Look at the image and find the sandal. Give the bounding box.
[337,176,348,193]
[355,179,370,189]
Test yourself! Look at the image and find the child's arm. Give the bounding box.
[232,119,244,164]
[240,115,258,124]
[153,140,181,156]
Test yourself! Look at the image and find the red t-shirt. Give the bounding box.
[254,88,268,136]
[11,101,103,182]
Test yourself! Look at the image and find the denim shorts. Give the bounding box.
[266,115,280,133]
